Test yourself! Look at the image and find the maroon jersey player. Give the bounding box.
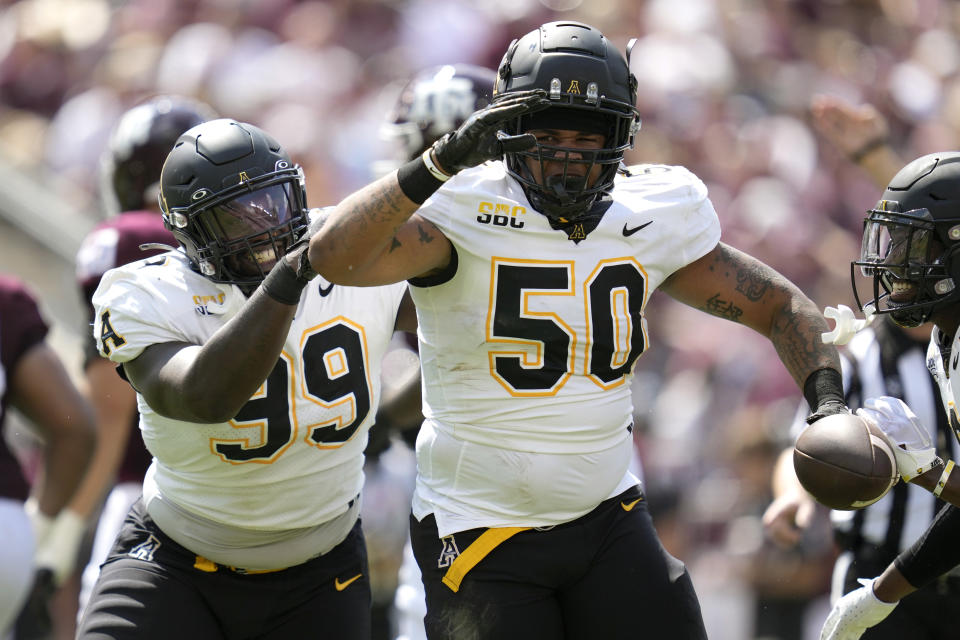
[1,275,94,637]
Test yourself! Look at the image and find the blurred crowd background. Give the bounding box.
[1,0,958,638]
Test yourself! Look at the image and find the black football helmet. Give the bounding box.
[852,151,960,327]
[493,21,641,222]
[375,64,497,174]
[159,119,309,292]
[101,95,217,215]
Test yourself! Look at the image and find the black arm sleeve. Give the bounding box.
[895,503,960,588]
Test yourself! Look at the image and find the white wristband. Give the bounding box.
[421,149,452,182]
[35,509,87,585]
[934,459,955,497]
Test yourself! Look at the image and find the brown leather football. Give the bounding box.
[793,412,899,510]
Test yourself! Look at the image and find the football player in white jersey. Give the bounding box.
[76,119,416,640]
[307,21,846,640]
[817,152,960,638]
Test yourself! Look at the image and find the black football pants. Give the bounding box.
[410,485,707,640]
[76,499,371,640]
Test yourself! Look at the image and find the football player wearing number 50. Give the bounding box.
[307,20,844,640]
[76,119,417,640]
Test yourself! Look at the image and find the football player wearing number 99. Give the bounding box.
[76,119,416,640]
[307,21,844,640]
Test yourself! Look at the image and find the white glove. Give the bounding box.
[821,578,898,640]
[856,396,940,482]
[822,304,875,345]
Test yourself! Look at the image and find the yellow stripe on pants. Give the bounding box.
[442,527,531,593]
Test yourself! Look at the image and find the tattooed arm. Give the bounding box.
[658,242,841,387]
[307,171,452,286]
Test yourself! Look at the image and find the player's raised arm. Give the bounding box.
[307,91,550,286]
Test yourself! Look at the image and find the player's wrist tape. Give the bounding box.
[803,367,846,423]
[261,256,308,305]
[35,508,86,585]
[934,459,955,497]
[397,154,446,205]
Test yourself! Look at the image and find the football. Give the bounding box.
[793,412,899,510]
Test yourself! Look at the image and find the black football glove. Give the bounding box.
[430,89,550,175]
[286,207,331,282]
[14,568,55,640]
[262,208,327,304]
[285,240,318,283]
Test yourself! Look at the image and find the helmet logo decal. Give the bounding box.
[238,171,251,183]
[566,80,582,95]
[191,189,209,201]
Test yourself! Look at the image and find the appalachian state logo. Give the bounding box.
[128,534,161,562]
[437,535,460,568]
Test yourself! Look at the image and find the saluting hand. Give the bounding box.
[430,89,550,175]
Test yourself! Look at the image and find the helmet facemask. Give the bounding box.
[504,106,633,222]
[163,162,308,293]
[852,207,958,327]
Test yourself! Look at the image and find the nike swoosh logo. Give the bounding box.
[334,573,362,591]
[318,282,334,297]
[621,498,643,512]
[622,221,653,237]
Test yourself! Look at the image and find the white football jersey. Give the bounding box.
[92,250,407,531]
[409,161,721,534]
